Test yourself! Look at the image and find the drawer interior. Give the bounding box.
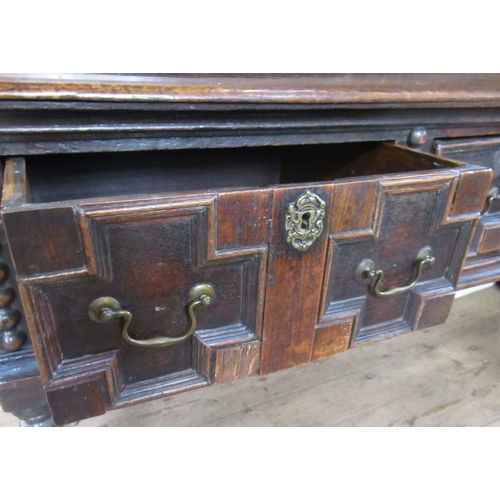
[19,141,464,203]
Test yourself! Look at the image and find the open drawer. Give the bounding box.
[0,142,492,424]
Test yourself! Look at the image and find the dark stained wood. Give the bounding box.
[433,137,500,177]
[1,75,500,159]
[63,286,500,428]
[433,137,500,289]
[0,374,52,426]
[413,290,456,331]
[25,149,281,203]
[318,147,491,349]
[7,191,267,424]
[2,99,500,158]
[3,207,86,277]
[448,168,493,219]
[0,170,28,352]
[477,221,500,254]
[0,74,499,426]
[46,376,108,426]
[45,351,124,426]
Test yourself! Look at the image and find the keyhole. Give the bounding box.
[301,212,310,230]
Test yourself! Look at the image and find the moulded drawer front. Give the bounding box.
[260,144,492,374]
[477,219,500,253]
[319,172,473,351]
[433,137,500,288]
[4,192,270,425]
[3,143,493,422]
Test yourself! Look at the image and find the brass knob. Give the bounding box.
[88,283,216,348]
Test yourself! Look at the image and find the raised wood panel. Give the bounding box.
[311,319,354,361]
[3,207,86,277]
[217,189,272,249]
[477,221,500,254]
[433,137,500,177]
[328,180,378,236]
[447,168,493,219]
[46,376,109,425]
[412,288,456,331]
[194,338,260,385]
[433,137,500,289]
[6,192,268,425]
[320,168,485,348]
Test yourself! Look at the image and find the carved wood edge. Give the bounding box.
[2,74,500,105]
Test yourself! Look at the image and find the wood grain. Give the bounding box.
[3,207,86,276]
[312,319,353,361]
[195,339,260,384]
[433,137,500,289]
[2,157,30,209]
[7,191,268,424]
[260,184,333,374]
[477,221,500,253]
[217,189,272,249]
[321,156,490,348]
[1,74,499,427]
[2,74,500,105]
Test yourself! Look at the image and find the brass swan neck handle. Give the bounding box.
[481,187,499,218]
[355,247,435,298]
[88,283,215,348]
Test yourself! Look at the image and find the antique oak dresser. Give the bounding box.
[0,74,499,426]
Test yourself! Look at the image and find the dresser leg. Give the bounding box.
[0,375,55,427]
[17,404,54,427]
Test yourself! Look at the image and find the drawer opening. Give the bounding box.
[10,141,463,204]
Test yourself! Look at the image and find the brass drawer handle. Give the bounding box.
[355,246,435,297]
[88,283,216,348]
[481,187,499,217]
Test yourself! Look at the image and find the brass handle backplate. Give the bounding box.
[481,187,500,218]
[88,283,216,348]
[355,246,436,297]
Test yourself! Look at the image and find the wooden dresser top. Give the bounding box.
[0,74,499,106]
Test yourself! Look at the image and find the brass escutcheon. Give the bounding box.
[285,190,326,251]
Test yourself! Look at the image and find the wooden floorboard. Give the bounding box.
[1,285,499,427]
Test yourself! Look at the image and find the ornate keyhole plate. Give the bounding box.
[285,190,326,251]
